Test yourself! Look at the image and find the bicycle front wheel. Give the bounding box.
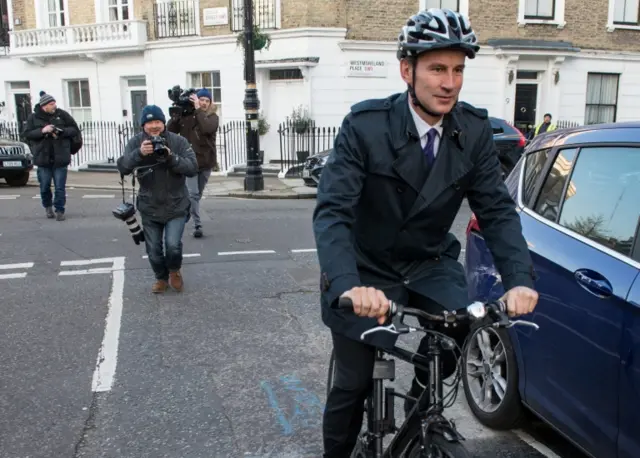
[406,433,471,458]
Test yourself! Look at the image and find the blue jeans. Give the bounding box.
[141,215,187,280]
[37,166,68,213]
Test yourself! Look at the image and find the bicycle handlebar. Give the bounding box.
[337,296,539,340]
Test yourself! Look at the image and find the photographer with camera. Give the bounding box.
[116,105,198,293]
[22,91,81,221]
[167,87,219,238]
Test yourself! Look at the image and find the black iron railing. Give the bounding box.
[277,119,338,176]
[230,0,278,32]
[0,120,247,172]
[153,0,198,39]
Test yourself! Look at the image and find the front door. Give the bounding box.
[14,93,32,133]
[130,90,147,131]
[620,274,640,458]
[514,83,537,137]
[520,144,640,458]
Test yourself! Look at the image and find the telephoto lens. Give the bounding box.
[112,202,145,245]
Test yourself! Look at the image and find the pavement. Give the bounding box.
[0,186,587,458]
[19,170,318,199]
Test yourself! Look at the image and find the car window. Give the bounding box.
[533,148,578,222]
[522,148,551,205]
[556,146,640,258]
[490,119,504,134]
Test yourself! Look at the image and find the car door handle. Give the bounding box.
[574,269,613,298]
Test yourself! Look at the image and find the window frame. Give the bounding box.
[612,0,640,25]
[518,143,640,266]
[187,70,222,114]
[585,72,620,125]
[66,79,92,123]
[517,0,566,28]
[35,0,70,29]
[607,0,640,31]
[419,0,468,15]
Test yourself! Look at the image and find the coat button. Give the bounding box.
[403,278,410,285]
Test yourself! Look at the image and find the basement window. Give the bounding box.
[269,69,304,80]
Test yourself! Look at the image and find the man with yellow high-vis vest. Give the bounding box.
[533,113,557,137]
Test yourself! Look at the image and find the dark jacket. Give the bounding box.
[116,130,198,223]
[313,91,536,348]
[167,106,219,170]
[22,104,80,168]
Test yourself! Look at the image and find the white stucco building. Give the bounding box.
[1,0,639,166]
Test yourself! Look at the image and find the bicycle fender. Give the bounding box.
[425,422,466,443]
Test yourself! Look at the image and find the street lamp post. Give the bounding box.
[242,0,264,191]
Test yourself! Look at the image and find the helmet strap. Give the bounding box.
[408,58,444,119]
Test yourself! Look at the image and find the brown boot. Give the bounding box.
[169,270,183,292]
[152,279,168,294]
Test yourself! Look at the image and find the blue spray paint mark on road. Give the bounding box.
[260,380,293,435]
[261,374,324,436]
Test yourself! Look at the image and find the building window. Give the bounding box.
[585,73,619,125]
[67,79,92,123]
[422,0,459,10]
[46,0,66,27]
[269,69,303,80]
[108,0,129,21]
[518,0,564,26]
[524,0,555,19]
[613,0,640,24]
[189,71,222,114]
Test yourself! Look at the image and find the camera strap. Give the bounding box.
[119,172,137,211]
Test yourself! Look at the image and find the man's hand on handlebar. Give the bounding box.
[501,286,539,317]
[340,287,390,324]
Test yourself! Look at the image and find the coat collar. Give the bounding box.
[388,91,474,220]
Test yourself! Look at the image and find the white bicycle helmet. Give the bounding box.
[397,8,480,60]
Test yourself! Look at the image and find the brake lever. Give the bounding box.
[504,320,540,330]
[360,323,417,340]
[359,312,415,340]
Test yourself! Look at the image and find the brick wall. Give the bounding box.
[471,0,640,53]
[8,0,639,53]
[68,0,95,25]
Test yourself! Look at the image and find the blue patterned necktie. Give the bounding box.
[423,128,438,168]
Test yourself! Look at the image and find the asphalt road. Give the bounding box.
[0,185,588,458]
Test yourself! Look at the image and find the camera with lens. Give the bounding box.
[168,85,197,118]
[149,135,168,160]
[112,202,145,245]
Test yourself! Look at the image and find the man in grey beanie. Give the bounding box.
[22,91,81,221]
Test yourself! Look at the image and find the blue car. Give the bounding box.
[462,121,640,458]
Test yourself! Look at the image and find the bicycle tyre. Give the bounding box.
[405,433,471,458]
[327,348,337,399]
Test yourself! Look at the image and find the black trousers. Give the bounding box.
[322,291,469,458]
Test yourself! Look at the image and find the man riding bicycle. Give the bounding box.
[312,8,540,457]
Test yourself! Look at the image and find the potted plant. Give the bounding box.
[236,24,272,52]
[290,105,312,135]
[257,112,269,165]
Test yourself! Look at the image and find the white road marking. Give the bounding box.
[0,262,34,269]
[61,257,119,266]
[218,250,276,256]
[0,195,19,199]
[291,248,316,253]
[0,272,27,279]
[514,430,562,458]
[33,195,40,199]
[82,194,115,199]
[59,267,114,275]
[58,257,126,392]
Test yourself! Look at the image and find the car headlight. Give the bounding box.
[318,155,328,165]
[21,143,32,158]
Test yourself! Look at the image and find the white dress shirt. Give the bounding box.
[408,99,444,156]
